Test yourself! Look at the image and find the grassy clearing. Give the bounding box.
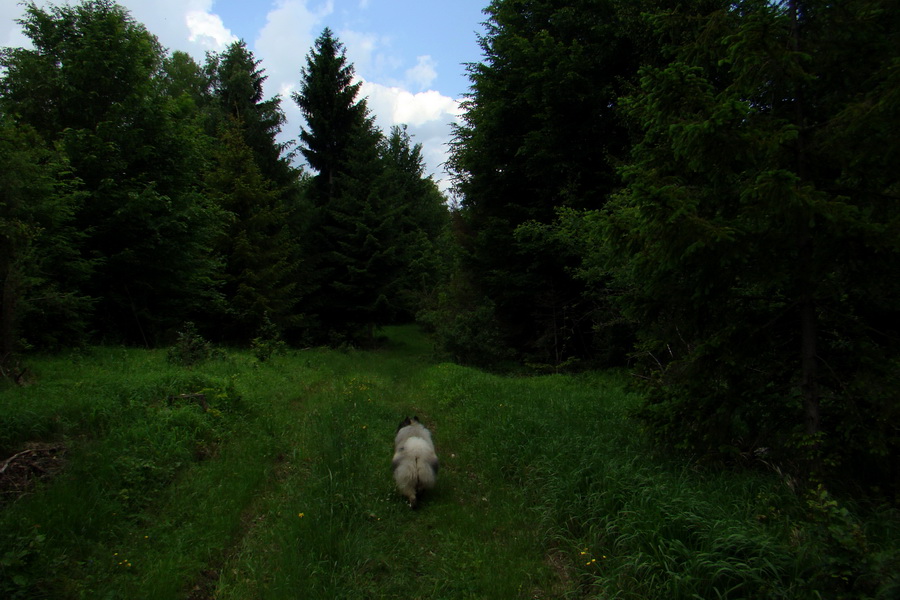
[1,326,898,599]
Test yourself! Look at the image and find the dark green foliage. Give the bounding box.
[251,313,286,362]
[417,212,516,369]
[378,125,449,320]
[201,40,309,343]
[293,29,447,344]
[447,0,640,367]
[161,51,209,105]
[293,28,369,202]
[444,0,899,493]
[166,321,213,367]
[205,119,303,341]
[594,0,900,485]
[420,294,514,370]
[323,122,396,341]
[803,484,900,598]
[207,40,296,188]
[0,115,94,355]
[1,0,224,344]
[294,29,371,340]
[2,5,448,351]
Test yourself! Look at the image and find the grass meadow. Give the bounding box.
[1,326,897,599]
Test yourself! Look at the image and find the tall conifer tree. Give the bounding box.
[294,28,370,205]
[203,40,305,342]
[208,40,295,188]
[448,0,638,365]
[293,28,393,342]
[205,119,302,341]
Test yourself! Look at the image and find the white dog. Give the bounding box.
[392,416,439,508]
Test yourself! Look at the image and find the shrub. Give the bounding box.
[167,322,213,367]
[251,314,286,362]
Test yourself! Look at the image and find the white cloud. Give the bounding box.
[405,55,437,91]
[360,80,462,192]
[340,28,399,83]
[117,1,235,58]
[362,81,460,127]
[255,0,333,92]
[254,0,335,160]
[186,9,238,50]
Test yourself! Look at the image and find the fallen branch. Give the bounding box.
[0,449,37,475]
[0,353,29,385]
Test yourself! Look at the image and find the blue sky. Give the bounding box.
[1,0,490,192]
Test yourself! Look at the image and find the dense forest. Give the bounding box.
[0,1,449,351]
[2,0,899,494]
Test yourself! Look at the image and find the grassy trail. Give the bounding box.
[2,326,897,599]
[199,327,586,599]
[2,326,604,598]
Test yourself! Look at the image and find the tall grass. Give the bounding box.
[1,326,898,599]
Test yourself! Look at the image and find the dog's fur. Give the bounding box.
[392,416,438,508]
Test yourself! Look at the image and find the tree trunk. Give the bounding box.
[799,279,819,437]
[789,0,821,449]
[1,262,19,359]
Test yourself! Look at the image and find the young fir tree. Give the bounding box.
[379,125,449,320]
[202,40,307,342]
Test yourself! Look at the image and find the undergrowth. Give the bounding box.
[0,326,897,598]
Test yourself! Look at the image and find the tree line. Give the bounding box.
[423,0,899,492]
[1,0,447,353]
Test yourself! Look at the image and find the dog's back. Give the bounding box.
[392,417,438,508]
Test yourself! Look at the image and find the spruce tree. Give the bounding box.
[448,0,639,366]
[208,40,295,188]
[293,28,393,343]
[379,125,449,319]
[204,40,306,342]
[294,28,370,205]
[205,118,302,341]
